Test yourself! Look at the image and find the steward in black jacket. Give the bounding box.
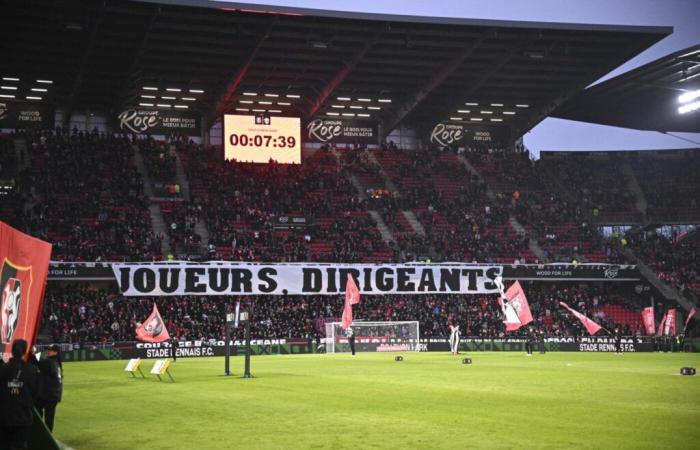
[0,339,40,450]
[35,344,63,432]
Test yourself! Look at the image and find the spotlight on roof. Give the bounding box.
[678,89,700,114]
[678,89,700,104]
[678,101,700,114]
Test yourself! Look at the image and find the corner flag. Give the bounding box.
[136,303,171,343]
[341,275,361,330]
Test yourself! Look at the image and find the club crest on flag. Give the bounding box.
[135,303,171,343]
[0,259,33,345]
[145,315,164,337]
[509,294,527,316]
[501,281,533,331]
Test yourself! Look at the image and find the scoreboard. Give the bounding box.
[223,114,301,164]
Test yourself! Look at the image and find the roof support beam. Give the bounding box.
[208,18,278,125]
[63,0,106,124]
[305,30,383,119]
[380,34,488,138]
[112,6,161,112]
[408,40,530,139]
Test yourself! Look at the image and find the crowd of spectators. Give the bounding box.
[4,132,698,346]
[0,135,22,227]
[161,201,203,257]
[181,146,392,262]
[537,153,639,222]
[625,228,700,300]
[41,280,652,345]
[14,128,162,260]
[629,152,700,222]
[137,136,182,197]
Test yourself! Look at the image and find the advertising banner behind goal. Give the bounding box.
[112,262,503,296]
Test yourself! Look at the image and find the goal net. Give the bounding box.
[324,321,420,353]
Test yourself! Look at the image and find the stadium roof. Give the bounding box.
[553,45,700,133]
[2,0,671,137]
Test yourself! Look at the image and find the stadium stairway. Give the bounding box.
[12,137,29,171]
[368,210,396,244]
[173,148,191,201]
[133,144,171,256]
[401,210,426,235]
[621,245,696,314]
[368,150,440,240]
[455,154,495,200]
[329,148,395,246]
[195,219,210,247]
[365,151,399,193]
[456,154,546,262]
[132,145,154,198]
[509,216,545,262]
[620,162,648,220]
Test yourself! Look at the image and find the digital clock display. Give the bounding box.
[223,114,301,164]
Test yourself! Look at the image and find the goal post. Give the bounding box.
[324,321,421,353]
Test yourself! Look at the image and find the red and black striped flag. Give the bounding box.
[0,221,52,362]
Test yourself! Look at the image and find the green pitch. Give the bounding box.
[55,352,700,450]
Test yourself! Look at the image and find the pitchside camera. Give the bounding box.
[395,356,403,362]
[462,358,472,365]
[680,367,696,376]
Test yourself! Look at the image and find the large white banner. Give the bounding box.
[112,262,503,296]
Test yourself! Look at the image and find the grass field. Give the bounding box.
[54,352,700,450]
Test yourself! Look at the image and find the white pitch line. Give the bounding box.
[57,440,78,450]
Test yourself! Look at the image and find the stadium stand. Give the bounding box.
[182,146,392,263]
[42,281,650,344]
[4,129,697,344]
[626,227,700,300]
[15,129,162,261]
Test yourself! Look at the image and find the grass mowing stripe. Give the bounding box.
[54,352,700,450]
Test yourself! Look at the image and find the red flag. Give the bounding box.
[664,308,676,336]
[341,275,361,330]
[559,302,602,335]
[0,221,52,362]
[135,303,171,343]
[656,310,667,337]
[684,307,696,332]
[641,307,656,335]
[502,281,533,331]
